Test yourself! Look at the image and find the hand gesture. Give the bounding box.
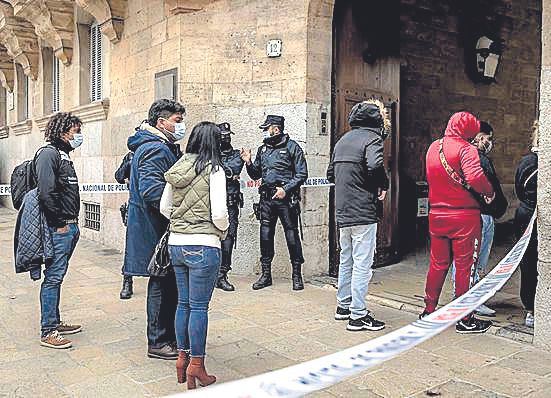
[483,192,495,204]
[272,187,286,200]
[378,189,387,201]
[240,148,252,164]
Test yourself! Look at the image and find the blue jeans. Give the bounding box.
[169,245,220,356]
[337,224,377,320]
[40,224,80,336]
[451,214,495,291]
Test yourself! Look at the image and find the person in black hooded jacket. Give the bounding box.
[326,100,389,332]
[514,121,539,328]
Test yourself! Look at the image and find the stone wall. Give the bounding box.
[535,0,550,350]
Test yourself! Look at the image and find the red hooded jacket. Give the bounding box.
[426,112,494,214]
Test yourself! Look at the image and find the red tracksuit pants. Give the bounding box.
[424,211,481,313]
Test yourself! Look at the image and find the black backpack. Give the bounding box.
[115,152,134,184]
[10,145,57,210]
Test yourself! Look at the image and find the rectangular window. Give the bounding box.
[52,57,60,112]
[155,68,178,101]
[83,202,101,231]
[89,24,102,102]
[16,64,28,121]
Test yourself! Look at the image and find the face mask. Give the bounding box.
[221,136,232,149]
[262,130,271,140]
[483,141,493,154]
[69,133,83,149]
[172,122,186,141]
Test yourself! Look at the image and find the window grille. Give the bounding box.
[84,202,101,231]
[89,24,102,102]
[52,57,60,112]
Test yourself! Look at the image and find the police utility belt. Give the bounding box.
[64,218,78,224]
[227,192,244,208]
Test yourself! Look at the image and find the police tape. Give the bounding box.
[171,214,536,398]
[0,178,333,197]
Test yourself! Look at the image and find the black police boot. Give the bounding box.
[216,269,235,292]
[120,275,133,299]
[292,262,304,291]
[252,263,272,290]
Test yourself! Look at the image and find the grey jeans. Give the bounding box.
[337,224,377,320]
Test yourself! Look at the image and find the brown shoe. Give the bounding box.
[40,330,72,349]
[186,356,216,389]
[176,351,190,383]
[57,322,82,335]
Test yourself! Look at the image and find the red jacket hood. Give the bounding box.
[444,112,480,141]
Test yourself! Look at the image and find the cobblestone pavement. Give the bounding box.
[1,208,551,398]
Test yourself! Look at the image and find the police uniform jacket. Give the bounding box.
[246,135,308,195]
[221,147,244,196]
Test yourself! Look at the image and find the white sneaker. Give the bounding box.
[525,312,534,328]
[475,304,496,317]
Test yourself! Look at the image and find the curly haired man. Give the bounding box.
[36,112,83,349]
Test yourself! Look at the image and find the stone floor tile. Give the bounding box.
[349,368,431,397]
[207,339,266,362]
[47,365,96,387]
[410,379,511,398]
[461,364,551,397]
[223,349,296,377]
[66,374,151,397]
[321,381,384,397]
[262,335,333,361]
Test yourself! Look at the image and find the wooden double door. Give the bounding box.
[329,1,401,276]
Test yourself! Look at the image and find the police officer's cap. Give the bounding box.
[217,122,234,135]
[259,115,285,130]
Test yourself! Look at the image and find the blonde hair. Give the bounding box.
[363,98,391,132]
[532,120,539,149]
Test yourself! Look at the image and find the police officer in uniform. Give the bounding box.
[241,115,308,291]
[216,122,244,291]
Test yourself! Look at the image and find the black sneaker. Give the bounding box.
[456,317,492,334]
[346,314,385,331]
[418,311,432,320]
[334,306,351,321]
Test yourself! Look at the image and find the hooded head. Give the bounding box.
[444,112,481,141]
[348,99,391,139]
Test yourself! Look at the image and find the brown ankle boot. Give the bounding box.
[176,351,190,384]
[186,356,216,389]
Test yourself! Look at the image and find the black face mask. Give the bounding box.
[221,136,232,150]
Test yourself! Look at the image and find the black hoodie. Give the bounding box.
[327,103,389,227]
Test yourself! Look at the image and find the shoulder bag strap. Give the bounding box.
[438,138,472,191]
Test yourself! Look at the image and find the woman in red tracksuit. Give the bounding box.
[422,112,495,334]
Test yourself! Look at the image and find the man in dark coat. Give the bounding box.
[326,100,388,332]
[216,122,244,291]
[241,115,308,291]
[123,99,185,360]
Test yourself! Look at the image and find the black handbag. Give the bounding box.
[147,230,172,277]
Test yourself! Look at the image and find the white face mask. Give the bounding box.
[172,122,186,141]
[484,141,493,154]
[162,119,186,142]
[262,130,271,140]
[69,133,84,149]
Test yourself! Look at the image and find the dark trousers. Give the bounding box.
[147,272,178,349]
[220,204,239,273]
[259,198,304,265]
[515,206,538,312]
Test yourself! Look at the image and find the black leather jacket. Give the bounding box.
[246,135,308,195]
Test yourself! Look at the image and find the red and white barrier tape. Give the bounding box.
[0,178,333,197]
[170,214,536,398]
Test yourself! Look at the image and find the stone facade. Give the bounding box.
[535,0,550,349]
[0,0,543,281]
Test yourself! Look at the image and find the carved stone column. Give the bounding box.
[7,0,74,65]
[0,1,39,79]
[75,0,127,43]
[0,45,14,91]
